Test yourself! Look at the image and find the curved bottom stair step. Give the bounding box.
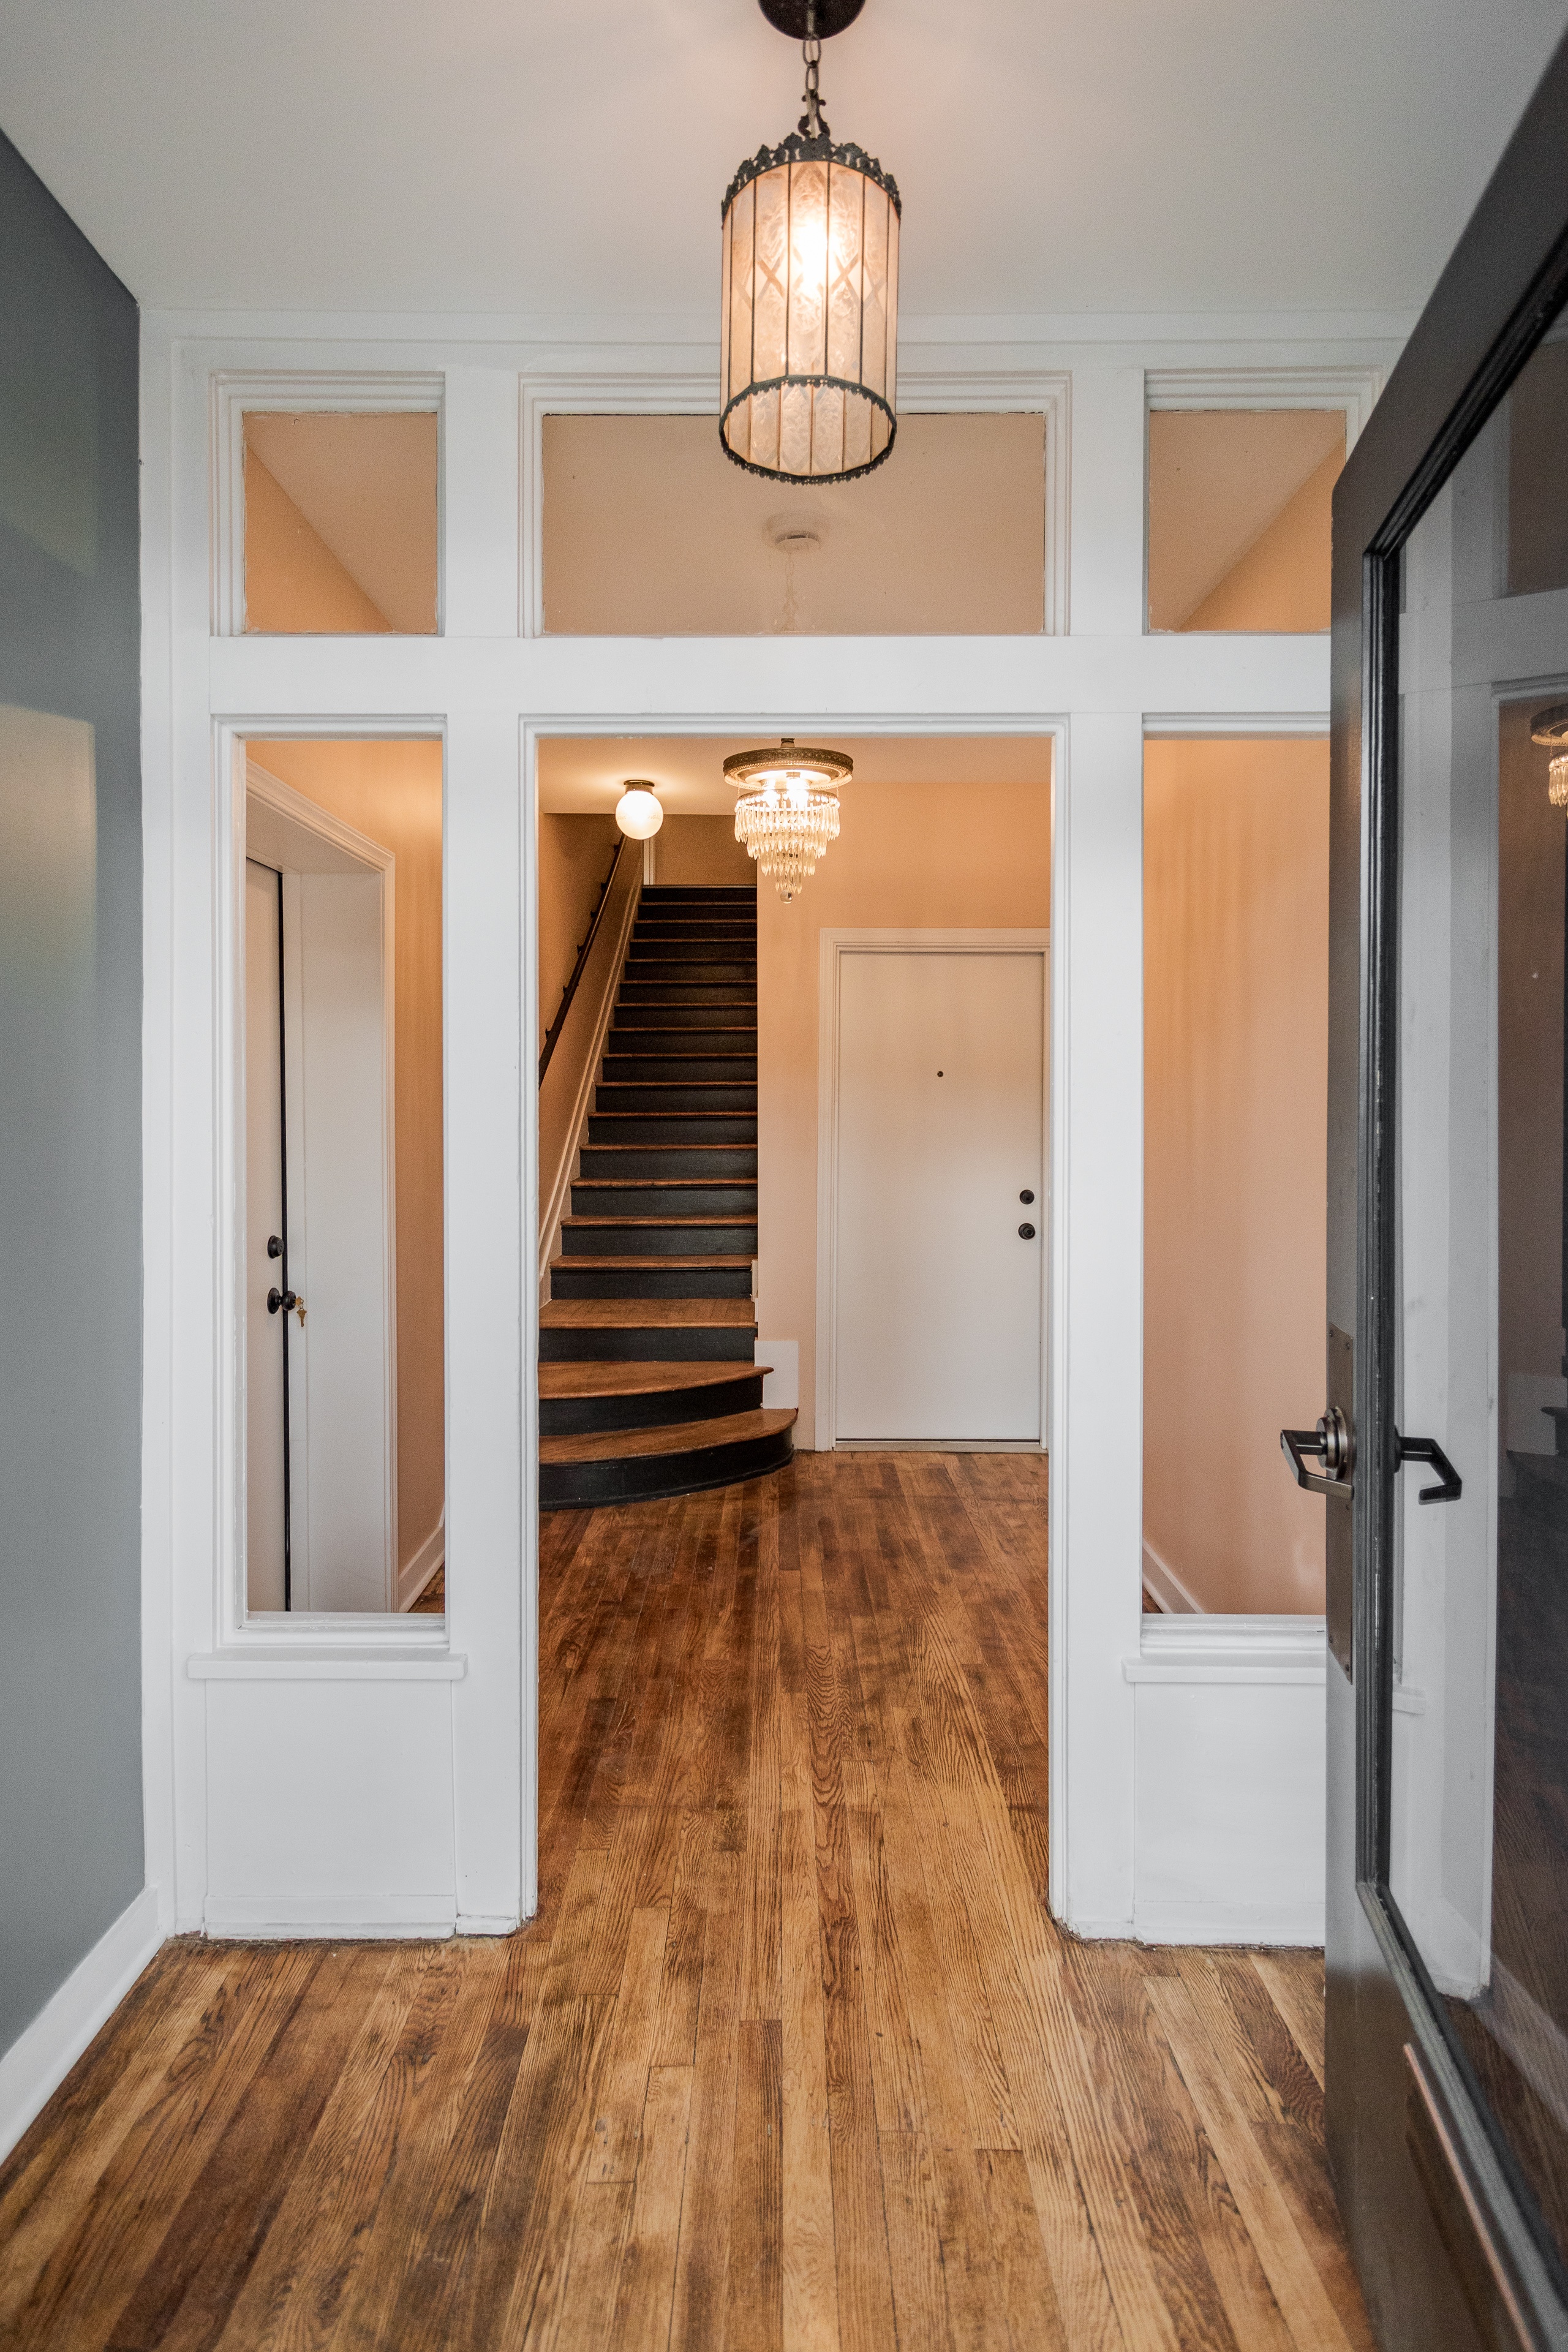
[540,1359,771,1435]
[540,1407,797,1510]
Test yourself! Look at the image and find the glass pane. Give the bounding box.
[1390,318,1568,2265]
[541,413,1046,635]
[1147,409,1345,633]
[1143,737,1329,1612]
[243,739,444,1615]
[243,412,438,635]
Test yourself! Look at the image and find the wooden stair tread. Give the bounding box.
[541,1297,757,1326]
[540,1360,767,1398]
[540,1406,796,1464]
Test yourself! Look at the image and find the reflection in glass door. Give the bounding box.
[1387,316,1568,2302]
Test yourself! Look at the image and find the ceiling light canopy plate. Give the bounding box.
[758,0,866,37]
[1532,701,1568,745]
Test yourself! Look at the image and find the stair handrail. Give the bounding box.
[539,835,628,1083]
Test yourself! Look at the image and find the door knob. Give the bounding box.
[266,1287,307,1327]
[1019,1189,1035,1204]
[1018,1223,1036,1240]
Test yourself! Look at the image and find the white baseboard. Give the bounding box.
[202,1892,457,1939]
[0,1883,164,2165]
[1132,1901,1324,1947]
[397,1509,446,1611]
[1141,1537,1205,1614]
[456,1912,522,1936]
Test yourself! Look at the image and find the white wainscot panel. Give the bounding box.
[1126,1616,1326,1945]
[203,1679,458,1936]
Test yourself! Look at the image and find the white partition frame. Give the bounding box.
[132,313,1403,1981]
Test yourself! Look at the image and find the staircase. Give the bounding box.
[539,884,797,1509]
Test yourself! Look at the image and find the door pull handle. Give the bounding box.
[1280,1405,1354,1498]
[1395,1431,1461,1506]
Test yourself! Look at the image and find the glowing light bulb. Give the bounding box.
[615,782,664,840]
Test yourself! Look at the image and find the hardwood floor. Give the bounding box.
[0,1453,1373,2350]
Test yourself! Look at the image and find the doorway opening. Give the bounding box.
[241,736,445,1617]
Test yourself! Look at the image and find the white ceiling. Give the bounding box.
[538,734,1053,815]
[0,1,1565,323]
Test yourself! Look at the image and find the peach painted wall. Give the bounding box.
[1185,446,1340,633]
[756,775,1052,1448]
[538,813,622,1052]
[1142,738,1328,1614]
[249,737,444,1588]
[244,452,392,635]
[655,815,755,888]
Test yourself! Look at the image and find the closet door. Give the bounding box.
[834,948,1044,1444]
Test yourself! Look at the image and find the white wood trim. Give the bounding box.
[0,1886,163,2165]
[1140,1537,1204,1615]
[1142,710,1330,738]
[1144,364,1382,447]
[211,371,445,638]
[397,1508,446,1612]
[519,366,1071,637]
[188,1648,464,1679]
[815,927,1051,1454]
[202,1893,457,1937]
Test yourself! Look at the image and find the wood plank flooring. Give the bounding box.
[0,1453,1373,2351]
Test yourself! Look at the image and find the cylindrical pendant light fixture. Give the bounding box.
[720,0,900,485]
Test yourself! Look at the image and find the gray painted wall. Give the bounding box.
[0,128,143,2057]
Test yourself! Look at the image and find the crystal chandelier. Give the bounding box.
[1532,704,1568,805]
[725,737,852,900]
[720,0,900,485]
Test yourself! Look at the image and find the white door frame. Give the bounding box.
[243,760,400,1615]
[135,316,1386,1974]
[815,927,1050,1451]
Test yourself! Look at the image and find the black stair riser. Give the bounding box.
[639,888,757,900]
[602,1058,757,1084]
[579,1148,758,1180]
[562,1223,756,1257]
[588,1116,757,1145]
[620,964,756,983]
[614,1003,756,1028]
[541,1370,765,1437]
[571,1184,756,1218]
[540,1325,757,1363]
[608,1031,756,1052]
[549,1262,755,1299]
[632,929,758,946]
[540,1427,792,1510]
[596,1085,757,1114]
[619,985,758,1006]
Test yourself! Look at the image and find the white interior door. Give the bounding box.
[834,949,1046,1442]
[244,858,287,1608]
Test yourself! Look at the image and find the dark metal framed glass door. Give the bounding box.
[1325,29,1568,2350]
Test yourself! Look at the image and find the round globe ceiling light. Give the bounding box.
[725,737,852,901]
[614,781,665,840]
[720,0,900,486]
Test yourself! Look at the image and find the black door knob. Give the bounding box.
[267,1287,298,1315]
[1019,1189,1035,1204]
[1018,1223,1036,1240]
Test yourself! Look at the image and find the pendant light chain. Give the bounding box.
[800,2,829,139]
